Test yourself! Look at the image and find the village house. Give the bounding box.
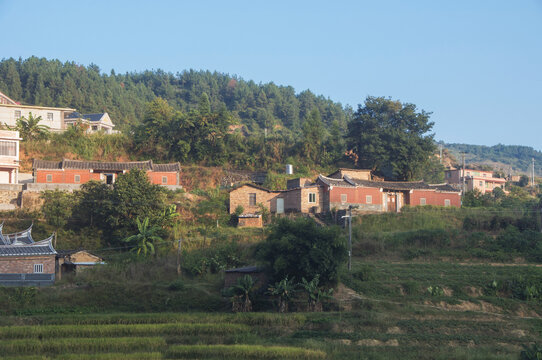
[0,91,117,133]
[229,168,462,219]
[445,168,506,193]
[64,112,116,134]
[0,91,76,132]
[33,159,181,186]
[0,130,21,184]
[0,223,56,286]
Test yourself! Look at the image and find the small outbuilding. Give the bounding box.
[56,250,104,279]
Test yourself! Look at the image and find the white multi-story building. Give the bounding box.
[0,129,21,184]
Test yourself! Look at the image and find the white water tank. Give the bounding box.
[286,164,293,175]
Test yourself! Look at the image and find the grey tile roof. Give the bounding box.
[2,224,34,245]
[317,175,356,188]
[344,176,461,192]
[0,236,56,257]
[65,112,105,122]
[33,159,181,172]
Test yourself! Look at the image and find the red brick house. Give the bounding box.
[33,159,181,186]
[0,223,56,286]
[317,174,461,212]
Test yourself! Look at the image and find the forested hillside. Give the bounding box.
[0,57,350,133]
[442,142,542,176]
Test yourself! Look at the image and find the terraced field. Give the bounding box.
[2,261,542,359]
[0,303,540,359]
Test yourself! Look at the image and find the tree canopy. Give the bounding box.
[256,217,347,286]
[347,96,436,180]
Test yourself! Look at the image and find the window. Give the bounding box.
[0,141,16,156]
[366,195,372,204]
[92,125,98,131]
[341,194,347,204]
[444,199,451,207]
[162,176,168,185]
[74,175,81,183]
[47,113,53,121]
[420,198,426,206]
[14,110,21,119]
[308,193,316,203]
[446,172,451,178]
[46,174,53,183]
[479,181,483,187]
[249,193,256,206]
[34,264,43,273]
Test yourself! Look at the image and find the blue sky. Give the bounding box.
[1,0,541,150]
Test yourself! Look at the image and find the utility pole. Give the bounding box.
[439,144,443,164]
[176,237,182,276]
[341,206,356,272]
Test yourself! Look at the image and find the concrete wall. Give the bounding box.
[0,105,66,130]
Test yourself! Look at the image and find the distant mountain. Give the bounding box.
[440,142,542,176]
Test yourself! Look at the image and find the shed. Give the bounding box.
[56,250,104,279]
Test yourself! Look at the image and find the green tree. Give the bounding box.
[267,275,296,313]
[12,112,50,141]
[227,275,256,312]
[107,169,166,244]
[347,96,435,180]
[41,190,76,247]
[519,175,530,187]
[123,217,163,256]
[256,217,347,286]
[301,109,325,164]
[299,275,334,312]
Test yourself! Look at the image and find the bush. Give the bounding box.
[256,218,347,286]
[352,265,375,282]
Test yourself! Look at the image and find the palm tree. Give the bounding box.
[123,217,163,257]
[229,275,255,312]
[268,276,296,313]
[299,275,334,312]
[12,112,50,141]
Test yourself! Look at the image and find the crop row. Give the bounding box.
[0,312,306,327]
[167,344,326,359]
[4,352,162,360]
[0,337,166,356]
[0,323,250,339]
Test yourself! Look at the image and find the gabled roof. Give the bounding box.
[0,235,56,257]
[0,91,17,105]
[65,112,106,122]
[33,159,181,172]
[326,168,372,179]
[229,183,286,193]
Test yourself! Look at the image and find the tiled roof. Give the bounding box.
[225,266,263,273]
[230,183,286,193]
[317,175,356,188]
[153,163,181,172]
[65,112,105,122]
[1,224,34,245]
[33,159,181,172]
[0,236,56,257]
[345,176,461,192]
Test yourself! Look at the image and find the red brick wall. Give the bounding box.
[410,190,461,207]
[147,171,178,185]
[0,255,55,274]
[329,187,382,206]
[36,169,179,185]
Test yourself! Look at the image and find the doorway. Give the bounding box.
[105,174,114,184]
[387,193,396,212]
